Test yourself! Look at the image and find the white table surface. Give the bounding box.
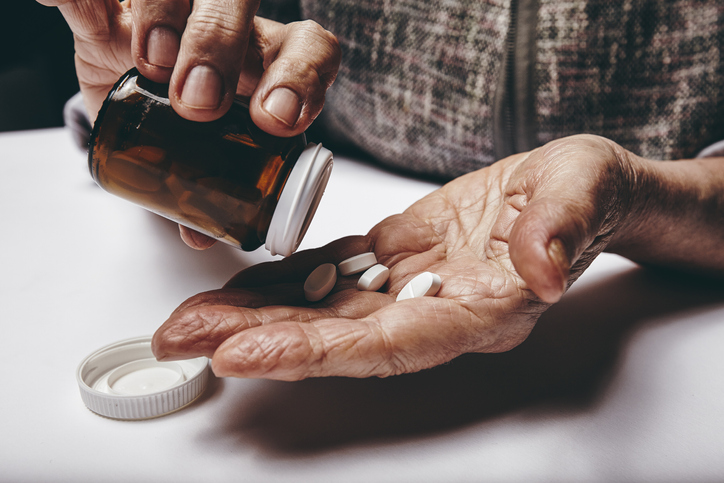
[2,128,724,482]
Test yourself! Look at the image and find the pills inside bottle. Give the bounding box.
[89,69,333,257]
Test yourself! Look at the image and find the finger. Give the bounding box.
[178,225,217,249]
[153,287,390,360]
[507,199,576,304]
[46,0,122,37]
[131,0,190,82]
[168,0,259,122]
[247,18,341,136]
[507,139,618,303]
[154,235,378,360]
[44,0,133,120]
[210,297,482,380]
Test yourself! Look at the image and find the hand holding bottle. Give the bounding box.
[38,0,340,136]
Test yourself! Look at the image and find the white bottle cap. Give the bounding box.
[265,143,333,257]
[76,336,209,420]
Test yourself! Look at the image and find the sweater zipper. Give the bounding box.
[494,0,539,160]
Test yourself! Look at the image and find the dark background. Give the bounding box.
[0,3,79,132]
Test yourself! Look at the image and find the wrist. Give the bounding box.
[604,149,659,253]
[605,150,724,275]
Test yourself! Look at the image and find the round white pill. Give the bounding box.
[338,252,378,276]
[396,272,442,302]
[304,263,337,302]
[357,264,390,292]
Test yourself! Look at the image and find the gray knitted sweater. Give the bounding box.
[260,0,724,180]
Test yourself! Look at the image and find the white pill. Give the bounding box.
[338,252,377,276]
[304,263,337,302]
[396,272,442,301]
[357,264,390,292]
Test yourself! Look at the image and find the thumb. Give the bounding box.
[508,199,580,304]
[508,163,611,304]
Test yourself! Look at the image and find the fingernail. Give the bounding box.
[262,87,302,127]
[181,65,222,110]
[547,238,570,294]
[147,27,180,68]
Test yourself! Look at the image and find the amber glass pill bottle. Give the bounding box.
[88,69,333,257]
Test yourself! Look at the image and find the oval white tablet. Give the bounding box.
[357,264,390,292]
[304,263,337,302]
[396,272,442,301]
[338,252,377,276]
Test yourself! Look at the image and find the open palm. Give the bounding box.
[153,136,633,379]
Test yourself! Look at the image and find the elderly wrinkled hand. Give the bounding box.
[38,0,340,135]
[151,134,682,380]
[40,0,340,249]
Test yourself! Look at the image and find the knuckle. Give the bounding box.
[296,20,340,48]
[187,7,247,47]
[133,0,190,22]
[156,310,213,352]
[288,20,341,66]
[186,306,234,338]
[242,332,285,370]
[270,56,318,86]
[237,324,317,380]
[270,56,333,99]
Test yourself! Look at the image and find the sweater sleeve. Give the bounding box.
[63,92,92,153]
[697,140,724,159]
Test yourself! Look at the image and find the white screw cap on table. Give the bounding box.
[76,336,209,420]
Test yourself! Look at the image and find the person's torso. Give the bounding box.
[294,0,724,178]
